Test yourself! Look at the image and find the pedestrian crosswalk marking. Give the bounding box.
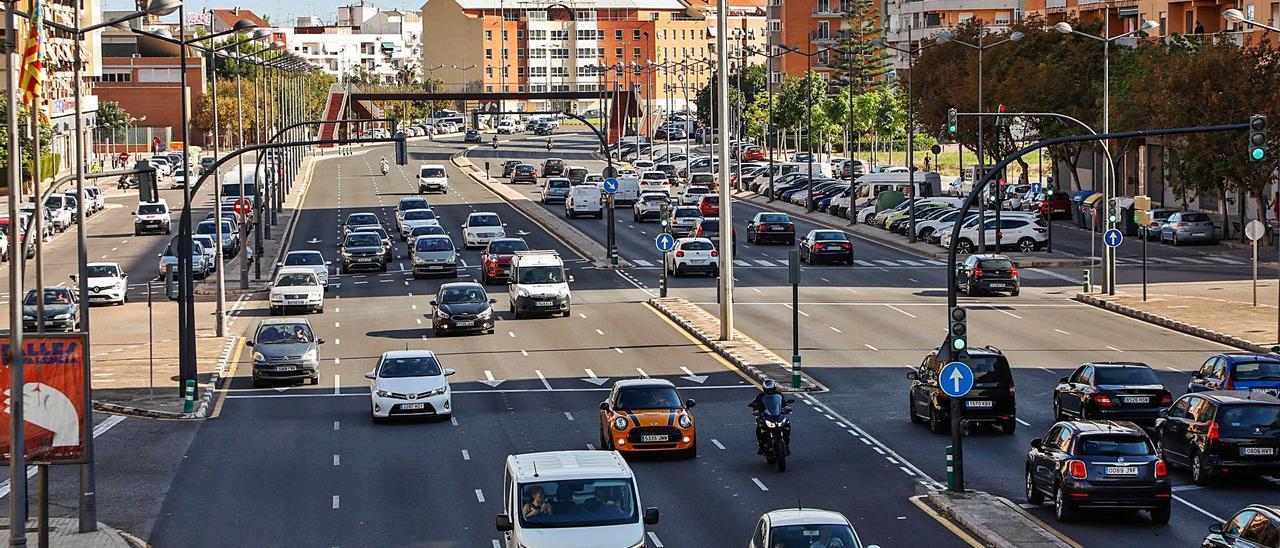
[753,260,774,267]
[899,260,924,266]
[632,259,653,267]
[873,260,897,266]
[734,260,751,267]
[855,260,874,267]
[923,260,947,266]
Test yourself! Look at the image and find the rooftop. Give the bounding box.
[444,0,690,10]
[509,451,633,483]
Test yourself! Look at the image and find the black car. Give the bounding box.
[464,129,482,143]
[1205,504,1280,547]
[542,158,565,177]
[1025,420,1170,523]
[501,160,522,178]
[1054,362,1172,425]
[908,346,1017,434]
[534,123,554,135]
[957,254,1020,296]
[342,212,381,237]
[22,287,79,332]
[512,164,538,184]
[799,230,853,265]
[1156,391,1280,485]
[431,282,496,335]
[352,226,395,262]
[745,212,796,245]
[340,231,388,273]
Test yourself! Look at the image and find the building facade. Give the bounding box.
[284,3,423,84]
[884,0,1023,70]
[96,26,206,147]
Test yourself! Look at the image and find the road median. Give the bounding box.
[922,490,1078,548]
[1075,286,1277,352]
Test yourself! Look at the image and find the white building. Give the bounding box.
[284,3,423,84]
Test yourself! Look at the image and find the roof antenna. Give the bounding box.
[797,493,802,511]
[532,460,540,478]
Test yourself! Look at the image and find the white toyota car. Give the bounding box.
[366,350,454,421]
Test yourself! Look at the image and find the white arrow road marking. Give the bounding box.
[948,367,965,394]
[680,366,708,384]
[581,368,610,386]
[480,370,505,388]
[308,238,321,244]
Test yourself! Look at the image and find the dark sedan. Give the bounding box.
[511,164,538,184]
[745,212,796,245]
[501,160,522,178]
[464,129,482,143]
[248,318,323,387]
[1053,362,1171,426]
[22,287,79,332]
[431,282,496,335]
[1026,420,1170,523]
[798,230,853,265]
[340,232,387,273]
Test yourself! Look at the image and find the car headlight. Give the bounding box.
[477,309,492,320]
[613,416,628,430]
[341,250,352,259]
[302,349,317,363]
[375,389,391,398]
[412,256,426,264]
[517,287,531,297]
[252,352,266,362]
[436,309,451,319]
[23,313,35,320]
[427,386,447,397]
[53,313,71,320]
[448,253,457,263]
[679,414,692,429]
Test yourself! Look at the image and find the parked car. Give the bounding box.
[1160,211,1216,245]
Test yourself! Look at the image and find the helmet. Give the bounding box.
[762,379,776,390]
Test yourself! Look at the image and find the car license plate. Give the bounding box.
[454,320,474,327]
[1251,388,1278,396]
[402,403,426,410]
[989,283,1006,288]
[1105,466,1139,475]
[965,400,993,408]
[1242,447,1276,456]
[274,366,296,372]
[1122,396,1151,404]
[429,265,443,270]
[535,301,554,307]
[357,257,373,262]
[640,435,668,442]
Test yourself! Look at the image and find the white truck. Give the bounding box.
[508,250,572,318]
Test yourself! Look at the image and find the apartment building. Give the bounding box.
[884,0,1023,70]
[284,3,423,84]
[1026,0,1274,42]
[767,0,878,81]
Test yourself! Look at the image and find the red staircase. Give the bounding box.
[316,84,347,148]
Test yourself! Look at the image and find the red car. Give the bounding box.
[698,195,720,217]
[480,237,529,284]
[1033,190,1072,219]
[742,146,766,161]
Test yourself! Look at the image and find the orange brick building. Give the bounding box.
[96,29,207,146]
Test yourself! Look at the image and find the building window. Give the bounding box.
[616,47,623,57]
[577,47,595,56]
[597,30,606,39]
[531,48,546,58]
[502,49,508,58]
[817,21,829,39]
[657,29,665,40]
[486,48,493,59]
[518,67,526,76]
[615,29,623,39]
[651,12,659,21]
[552,47,570,58]
[1159,12,1167,35]
[486,66,493,76]
[552,84,570,92]
[530,66,547,77]
[552,66,568,76]
[578,84,597,92]
[681,29,687,39]
[633,29,641,40]
[486,30,492,40]
[518,29,525,39]
[529,29,546,40]
[530,84,547,92]
[994,11,1010,25]
[137,68,179,82]
[577,29,594,40]
[93,71,131,83]
[518,49,526,58]
[633,47,641,58]
[551,30,568,40]
[502,30,509,40]
[504,10,518,21]
[528,10,547,21]
[576,10,596,21]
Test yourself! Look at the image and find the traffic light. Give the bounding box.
[394,131,408,166]
[947,108,958,135]
[1107,198,1119,225]
[948,306,968,355]
[659,202,671,233]
[1249,115,1267,162]
[136,160,158,203]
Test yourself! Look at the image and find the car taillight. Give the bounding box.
[1155,460,1168,478]
[1093,394,1114,407]
[1010,267,1019,278]
[973,268,984,277]
[1160,393,1173,406]
[759,225,769,231]
[1068,460,1087,479]
[787,223,795,232]
[1222,376,1233,390]
[1206,421,1220,441]
[841,243,851,249]
[676,250,685,257]
[1009,377,1015,397]
[711,250,718,257]
[813,243,824,250]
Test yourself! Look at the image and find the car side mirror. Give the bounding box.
[1059,376,1068,383]
[364,372,375,380]
[906,371,919,381]
[317,338,326,345]
[276,262,284,267]
[430,300,438,306]
[567,275,575,283]
[1208,523,1223,535]
[1158,408,1168,418]
[244,341,254,347]
[69,274,77,282]
[444,368,456,376]
[643,507,660,525]
[599,401,609,411]
[685,398,696,409]
[496,514,513,532]
[130,212,136,216]
[1030,438,1042,449]
[325,261,333,266]
[489,298,497,304]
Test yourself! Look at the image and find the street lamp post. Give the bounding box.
[1054,17,1158,295]
[872,28,939,243]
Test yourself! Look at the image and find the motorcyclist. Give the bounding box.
[546,138,553,151]
[492,135,499,149]
[749,379,788,455]
[380,156,389,175]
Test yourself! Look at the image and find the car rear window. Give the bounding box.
[1230,360,1280,381]
[399,199,428,211]
[1094,366,1160,385]
[813,231,847,241]
[978,259,1013,270]
[682,240,715,251]
[967,354,1011,383]
[759,214,790,223]
[546,159,564,167]
[674,208,701,218]
[348,214,378,225]
[1075,434,1153,456]
[1181,213,1211,223]
[488,240,528,254]
[548,180,570,189]
[404,209,436,221]
[1217,405,1280,434]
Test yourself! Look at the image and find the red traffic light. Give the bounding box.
[999,178,1007,186]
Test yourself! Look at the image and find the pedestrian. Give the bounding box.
[1194,20,1204,34]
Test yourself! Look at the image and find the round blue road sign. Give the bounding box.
[939,361,974,398]
[603,177,620,194]
[1104,228,1123,248]
[655,233,675,252]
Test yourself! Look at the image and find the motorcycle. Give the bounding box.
[380,161,390,176]
[492,137,499,149]
[546,139,553,151]
[753,393,793,472]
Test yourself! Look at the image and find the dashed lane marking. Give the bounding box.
[711,439,725,450]
[751,477,769,491]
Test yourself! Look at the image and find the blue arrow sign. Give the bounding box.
[603,177,620,194]
[655,233,675,252]
[1031,182,1042,193]
[1104,228,1123,248]
[939,361,974,398]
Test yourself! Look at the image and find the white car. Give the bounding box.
[366,350,453,421]
[280,250,331,288]
[418,164,449,194]
[84,186,106,213]
[566,185,604,219]
[633,192,670,222]
[84,262,128,305]
[632,159,655,170]
[191,234,219,272]
[584,173,604,186]
[670,206,703,237]
[496,119,517,134]
[148,157,172,177]
[639,171,671,194]
[171,169,191,189]
[461,212,506,249]
[269,267,325,315]
[679,185,712,205]
[750,508,869,548]
[399,208,441,240]
[939,214,1048,254]
[616,167,639,178]
[394,196,431,231]
[133,199,172,235]
[665,237,719,277]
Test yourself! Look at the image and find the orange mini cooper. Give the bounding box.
[598,379,697,458]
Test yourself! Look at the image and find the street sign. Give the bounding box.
[603,177,619,194]
[233,198,251,215]
[1246,219,1266,242]
[939,361,974,398]
[655,232,675,252]
[1104,228,1123,248]
[117,152,129,162]
[1030,182,1042,193]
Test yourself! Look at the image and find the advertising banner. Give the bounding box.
[0,334,88,465]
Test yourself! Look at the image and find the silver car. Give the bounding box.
[670,206,703,237]
[411,235,458,278]
[1159,211,1216,245]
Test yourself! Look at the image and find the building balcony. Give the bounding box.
[812,4,849,16]
[894,0,1027,14]
[885,24,1010,44]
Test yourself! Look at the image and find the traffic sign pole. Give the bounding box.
[605,178,618,266]
[939,360,974,493]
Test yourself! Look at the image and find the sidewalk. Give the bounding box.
[0,518,136,547]
[1075,279,1280,352]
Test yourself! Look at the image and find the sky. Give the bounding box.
[103,0,422,28]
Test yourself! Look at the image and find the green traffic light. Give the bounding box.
[948,125,957,133]
[1253,148,1266,161]
[952,338,966,351]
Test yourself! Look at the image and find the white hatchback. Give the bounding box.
[366,350,454,421]
[665,237,719,277]
[461,212,506,249]
[84,262,128,305]
[680,185,712,205]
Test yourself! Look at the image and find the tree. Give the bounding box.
[694,65,765,129]
[742,93,777,143]
[0,102,55,190]
[97,101,130,140]
[834,0,891,94]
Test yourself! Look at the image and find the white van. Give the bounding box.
[612,177,641,207]
[220,164,265,207]
[508,250,572,318]
[496,450,659,548]
[566,185,604,219]
[780,161,835,179]
[848,172,944,212]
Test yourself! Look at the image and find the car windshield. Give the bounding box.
[415,237,454,252]
[345,234,381,247]
[488,240,528,254]
[643,194,668,202]
[548,180,570,189]
[517,479,637,529]
[440,286,486,304]
[195,222,217,234]
[404,209,436,221]
[813,231,847,241]
[616,387,681,409]
[759,214,790,223]
[86,265,120,278]
[516,165,534,173]
[1181,213,1210,223]
[978,259,1014,270]
[347,214,378,226]
[1230,360,1280,381]
[1217,405,1280,432]
[469,215,501,227]
[1076,434,1153,456]
[276,273,317,287]
[411,225,446,236]
[518,266,564,284]
[137,204,166,215]
[376,355,442,376]
[545,159,564,167]
[642,172,665,180]
[256,323,313,344]
[674,209,701,219]
[1095,366,1160,385]
[399,199,428,211]
[769,525,858,548]
[285,253,325,266]
[420,168,446,178]
[25,288,73,305]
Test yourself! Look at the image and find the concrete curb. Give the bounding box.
[91,401,185,420]
[1073,292,1271,353]
[924,490,1076,548]
[89,335,238,420]
[647,297,823,392]
[196,335,240,418]
[451,148,633,269]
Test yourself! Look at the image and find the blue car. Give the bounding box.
[1188,353,1280,395]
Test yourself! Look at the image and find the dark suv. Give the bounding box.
[1205,505,1280,547]
[339,231,388,273]
[1025,420,1170,523]
[908,346,1017,434]
[1155,391,1280,485]
[956,254,1020,296]
[542,158,565,177]
[1053,362,1172,426]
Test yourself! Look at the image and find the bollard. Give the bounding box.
[1082,269,1091,293]
[183,379,196,414]
[946,445,955,490]
[791,355,802,389]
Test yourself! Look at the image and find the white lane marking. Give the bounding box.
[635,367,648,378]
[898,466,915,476]
[462,449,471,461]
[334,321,340,328]
[734,260,750,267]
[475,489,486,503]
[332,495,340,510]
[647,532,665,548]
[873,447,885,455]
[987,305,1022,319]
[334,338,341,345]
[751,477,769,491]
[411,304,417,310]
[1026,267,1083,284]
[508,331,516,338]
[804,394,941,488]
[711,439,726,450]
[829,326,842,333]
[417,319,423,324]
[595,329,604,335]
[633,259,653,267]
[333,454,340,466]
[579,313,587,319]
[1173,494,1225,522]
[1054,328,1071,335]
[521,350,529,357]
[1039,367,1055,374]
[865,344,879,351]
[334,421,340,431]
[564,412,575,421]
[616,347,625,354]
[492,541,501,548]
[334,375,341,395]
[752,287,762,293]
[535,369,553,390]
[885,304,916,318]
[1106,345,1125,353]
[1016,418,1031,426]
[753,260,774,267]
[451,416,459,426]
